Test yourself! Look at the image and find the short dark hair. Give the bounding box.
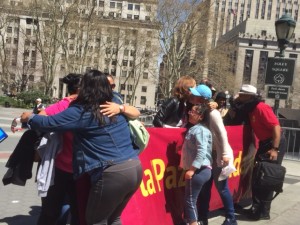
[62,73,82,94]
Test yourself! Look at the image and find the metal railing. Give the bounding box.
[282,127,300,161]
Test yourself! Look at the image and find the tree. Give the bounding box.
[157,0,239,98]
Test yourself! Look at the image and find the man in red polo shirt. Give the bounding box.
[237,84,286,221]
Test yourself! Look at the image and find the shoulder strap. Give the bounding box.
[113,92,123,104]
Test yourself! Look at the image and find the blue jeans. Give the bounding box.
[213,167,236,220]
[184,167,212,223]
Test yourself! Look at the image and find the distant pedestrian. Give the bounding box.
[33,98,45,114]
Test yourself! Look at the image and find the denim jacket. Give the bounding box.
[180,123,213,170]
[28,100,138,178]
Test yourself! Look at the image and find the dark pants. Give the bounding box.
[252,135,286,216]
[85,159,143,225]
[37,168,79,225]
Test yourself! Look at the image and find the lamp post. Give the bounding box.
[274,14,296,115]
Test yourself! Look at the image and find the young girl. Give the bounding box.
[180,104,213,225]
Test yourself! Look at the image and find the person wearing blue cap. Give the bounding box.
[189,84,237,225]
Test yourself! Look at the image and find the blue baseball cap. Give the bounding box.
[189,84,212,99]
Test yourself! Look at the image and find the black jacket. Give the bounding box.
[2,130,40,186]
[153,97,190,127]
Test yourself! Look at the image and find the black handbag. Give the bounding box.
[252,160,286,196]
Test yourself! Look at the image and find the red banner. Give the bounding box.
[121,125,252,225]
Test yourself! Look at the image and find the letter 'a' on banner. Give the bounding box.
[121,125,251,225]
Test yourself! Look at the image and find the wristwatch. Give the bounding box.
[119,105,125,113]
[272,146,279,151]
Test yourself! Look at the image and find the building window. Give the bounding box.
[121,84,125,90]
[126,95,131,103]
[124,49,129,56]
[99,1,104,7]
[117,3,122,9]
[29,75,34,81]
[140,96,146,105]
[130,50,135,56]
[7,27,12,33]
[13,38,18,44]
[26,29,31,35]
[263,41,267,48]
[127,85,133,91]
[146,41,151,48]
[261,30,267,36]
[289,53,298,58]
[144,62,149,68]
[243,49,254,83]
[141,86,147,92]
[128,3,133,10]
[106,48,111,54]
[110,2,115,8]
[6,37,12,43]
[135,5,140,11]
[134,15,139,20]
[109,12,114,18]
[111,59,117,66]
[127,14,132,19]
[30,61,36,68]
[248,40,253,46]
[292,44,297,50]
[111,69,116,76]
[146,5,151,12]
[121,70,127,77]
[25,39,30,46]
[145,16,150,21]
[24,51,30,57]
[143,72,148,79]
[69,44,74,50]
[123,60,128,66]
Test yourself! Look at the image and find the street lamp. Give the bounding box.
[275,14,296,57]
[273,13,296,115]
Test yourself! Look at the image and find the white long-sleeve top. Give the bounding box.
[208,109,234,167]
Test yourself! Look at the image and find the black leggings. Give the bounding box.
[85,159,143,225]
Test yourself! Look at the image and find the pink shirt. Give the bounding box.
[45,97,76,173]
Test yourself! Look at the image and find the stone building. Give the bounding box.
[188,0,300,108]
[0,0,159,108]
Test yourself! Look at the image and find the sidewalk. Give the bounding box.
[209,159,300,225]
[0,160,299,225]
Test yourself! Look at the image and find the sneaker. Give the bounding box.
[221,218,238,225]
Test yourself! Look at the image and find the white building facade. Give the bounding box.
[0,0,159,108]
[204,0,300,108]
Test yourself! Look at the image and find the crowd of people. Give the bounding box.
[7,72,284,225]
[153,76,284,225]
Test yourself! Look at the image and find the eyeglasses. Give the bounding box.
[110,84,116,89]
